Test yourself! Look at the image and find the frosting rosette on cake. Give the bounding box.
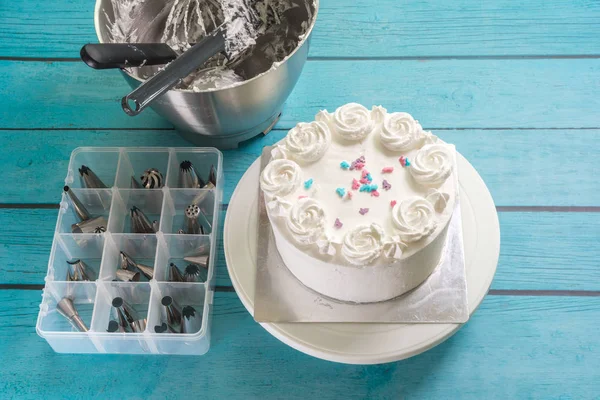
[330,103,380,141]
[426,189,450,212]
[286,198,327,245]
[392,197,437,243]
[341,224,384,265]
[260,159,302,197]
[409,144,453,187]
[281,121,331,163]
[380,112,424,151]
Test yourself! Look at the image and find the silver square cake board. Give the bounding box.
[254,147,469,323]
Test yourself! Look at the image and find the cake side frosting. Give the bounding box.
[259,103,458,302]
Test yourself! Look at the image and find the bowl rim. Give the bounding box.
[93,0,320,93]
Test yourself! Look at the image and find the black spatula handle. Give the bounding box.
[80,43,179,69]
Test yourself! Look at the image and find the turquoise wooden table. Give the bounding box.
[1,0,599,398]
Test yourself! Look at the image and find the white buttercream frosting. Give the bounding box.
[330,103,380,141]
[261,103,458,302]
[380,112,424,151]
[382,235,407,260]
[285,198,327,245]
[392,197,437,243]
[266,196,292,217]
[409,144,454,187]
[341,224,384,265]
[280,121,331,164]
[260,159,302,197]
[426,189,450,212]
[316,234,338,256]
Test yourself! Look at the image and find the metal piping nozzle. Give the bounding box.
[161,296,182,333]
[79,165,107,189]
[56,297,88,332]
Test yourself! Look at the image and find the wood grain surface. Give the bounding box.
[1,0,599,58]
[2,59,600,130]
[1,0,599,397]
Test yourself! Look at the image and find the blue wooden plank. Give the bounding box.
[2,209,599,292]
[1,59,600,130]
[0,129,598,206]
[1,0,600,58]
[0,61,171,129]
[1,290,599,399]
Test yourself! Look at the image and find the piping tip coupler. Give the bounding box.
[56,297,88,332]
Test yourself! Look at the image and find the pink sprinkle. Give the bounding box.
[390,200,397,207]
[298,195,307,199]
[399,156,407,167]
[371,190,380,197]
[347,191,353,199]
[382,167,394,173]
[334,218,343,229]
[359,208,369,215]
[361,170,369,178]
[354,162,365,170]
[351,179,360,190]
[359,178,369,184]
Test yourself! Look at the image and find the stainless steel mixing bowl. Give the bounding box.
[94,0,318,148]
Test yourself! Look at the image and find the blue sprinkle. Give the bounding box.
[405,160,411,167]
[304,179,313,190]
[359,185,369,192]
[366,173,372,182]
[340,161,350,169]
[370,184,378,191]
[336,187,346,197]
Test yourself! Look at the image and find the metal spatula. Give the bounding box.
[121,1,260,116]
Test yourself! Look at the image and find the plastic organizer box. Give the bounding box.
[36,147,223,355]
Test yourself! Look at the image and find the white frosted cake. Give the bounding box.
[260,103,457,303]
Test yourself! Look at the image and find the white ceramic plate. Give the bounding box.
[224,153,500,364]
